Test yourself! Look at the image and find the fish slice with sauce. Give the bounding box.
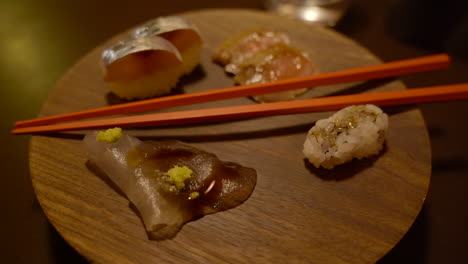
[83,129,257,239]
[213,29,318,102]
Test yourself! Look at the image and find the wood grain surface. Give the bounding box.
[29,9,431,264]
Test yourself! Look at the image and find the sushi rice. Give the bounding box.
[303,104,389,169]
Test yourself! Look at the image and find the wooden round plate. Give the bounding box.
[30,9,431,264]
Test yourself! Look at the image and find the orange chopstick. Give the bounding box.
[14,54,450,128]
[12,83,468,135]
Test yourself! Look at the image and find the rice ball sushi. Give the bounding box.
[303,104,389,169]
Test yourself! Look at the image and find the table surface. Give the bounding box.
[1,0,467,263]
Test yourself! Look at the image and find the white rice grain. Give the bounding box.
[303,104,389,169]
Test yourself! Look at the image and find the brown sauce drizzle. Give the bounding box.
[127,140,257,236]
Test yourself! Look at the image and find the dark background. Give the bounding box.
[1,0,467,263]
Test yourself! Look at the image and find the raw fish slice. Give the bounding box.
[234,43,318,102]
[83,132,256,239]
[83,131,141,193]
[213,29,290,74]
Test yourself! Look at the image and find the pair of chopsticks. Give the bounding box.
[12,54,468,135]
